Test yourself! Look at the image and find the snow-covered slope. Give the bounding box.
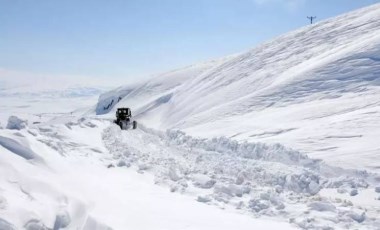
[95,58,231,116]
[96,3,380,172]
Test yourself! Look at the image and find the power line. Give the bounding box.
[307,16,317,24]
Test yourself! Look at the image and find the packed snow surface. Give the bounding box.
[1,3,380,230]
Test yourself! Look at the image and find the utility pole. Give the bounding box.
[307,16,316,24]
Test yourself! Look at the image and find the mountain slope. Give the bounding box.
[96,3,380,172]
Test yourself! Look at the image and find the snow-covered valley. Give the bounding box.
[1,3,380,230]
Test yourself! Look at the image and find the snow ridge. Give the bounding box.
[102,122,379,229]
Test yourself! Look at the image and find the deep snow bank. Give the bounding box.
[102,123,380,229]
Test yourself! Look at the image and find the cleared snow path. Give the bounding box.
[1,118,379,229]
[0,119,296,230]
[102,122,380,229]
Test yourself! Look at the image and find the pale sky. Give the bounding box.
[1,0,379,83]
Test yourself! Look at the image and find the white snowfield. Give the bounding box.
[0,119,379,229]
[0,120,298,230]
[97,3,380,173]
[1,3,380,230]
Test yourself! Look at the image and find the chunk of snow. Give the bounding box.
[350,189,358,196]
[24,219,48,230]
[6,116,27,130]
[337,187,347,194]
[347,211,366,223]
[214,184,245,197]
[375,187,380,193]
[138,163,150,171]
[308,181,320,195]
[168,165,182,182]
[249,199,271,212]
[117,160,131,167]
[235,173,245,185]
[275,185,283,193]
[83,216,112,230]
[53,211,71,229]
[197,195,212,203]
[308,202,336,212]
[192,174,216,189]
[284,174,320,194]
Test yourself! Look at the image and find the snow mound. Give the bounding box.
[163,129,312,167]
[0,136,41,161]
[101,122,380,229]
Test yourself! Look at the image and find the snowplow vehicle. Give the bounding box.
[114,108,137,130]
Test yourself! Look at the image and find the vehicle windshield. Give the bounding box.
[118,109,129,114]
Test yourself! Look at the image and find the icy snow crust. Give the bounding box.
[96,3,380,172]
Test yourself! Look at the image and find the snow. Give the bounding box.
[1,3,380,230]
[6,116,27,130]
[2,117,377,229]
[0,120,296,230]
[95,3,380,173]
[0,136,40,161]
[308,202,336,212]
[0,69,113,126]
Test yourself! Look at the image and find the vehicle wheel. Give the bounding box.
[133,121,137,129]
